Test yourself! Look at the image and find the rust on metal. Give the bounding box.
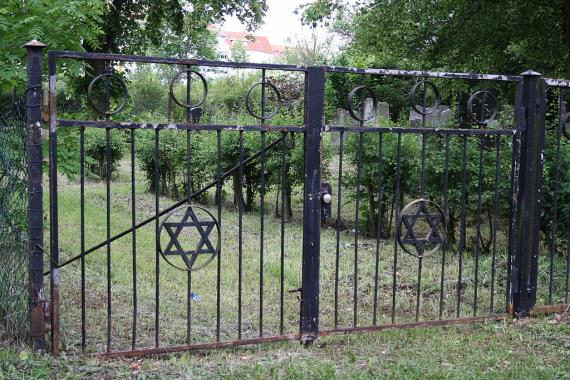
[50,269,60,355]
[530,303,569,315]
[98,333,301,358]
[319,314,511,337]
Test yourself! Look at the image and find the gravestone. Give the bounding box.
[378,102,390,120]
[409,105,452,127]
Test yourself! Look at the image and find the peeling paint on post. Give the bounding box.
[300,67,324,342]
[25,39,46,351]
[48,50,60,355]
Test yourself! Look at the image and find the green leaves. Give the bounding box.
[0,0,105,92]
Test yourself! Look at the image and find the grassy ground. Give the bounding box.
[5,147,567,378]
[42,158,566,353]
[1,315,569,379]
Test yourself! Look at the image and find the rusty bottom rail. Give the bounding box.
[94,303,568,358]
[98,333,302,358]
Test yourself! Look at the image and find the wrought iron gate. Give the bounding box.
[24,42,569,356]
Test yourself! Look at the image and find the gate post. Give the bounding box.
[25,40,46,351]
[300,67,325,342]
[511,70,545,317]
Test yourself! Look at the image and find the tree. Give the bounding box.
[302,0,570,246]
[86,1,268,56]
[279,29,333,66]
[230,40,249,62]
[300,0,570,76]
[0,0,105,94]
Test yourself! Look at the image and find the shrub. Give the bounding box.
[84,128,127,180]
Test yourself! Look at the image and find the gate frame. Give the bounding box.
[25,40,46,352]
[24,42,565,354]
[510,71,545,317]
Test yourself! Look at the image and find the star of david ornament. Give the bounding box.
[158,204,220,271]
[396,199,446,258]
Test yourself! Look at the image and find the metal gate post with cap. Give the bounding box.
[511,70,545,317]
[25,40,46,351]
[300,66,325,342]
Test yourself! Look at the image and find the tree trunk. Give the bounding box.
[244,172,254,212]
[285,184,293,219]
[232,171,244,209]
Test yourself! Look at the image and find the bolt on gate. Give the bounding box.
[24,42,569,356]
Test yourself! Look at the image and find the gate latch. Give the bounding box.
[321,182,332,223]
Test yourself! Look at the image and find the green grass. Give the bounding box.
[1,316,569,379]
[35,155,567,353]
[6,154,567,378]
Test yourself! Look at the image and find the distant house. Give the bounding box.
[210,26,286,63]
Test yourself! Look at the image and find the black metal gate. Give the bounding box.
[24,42,569,356]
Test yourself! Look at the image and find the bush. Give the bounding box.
[84,128,127,180]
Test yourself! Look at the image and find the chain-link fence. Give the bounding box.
[0,97,29,342]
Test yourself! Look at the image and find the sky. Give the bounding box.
[220,0,314,46]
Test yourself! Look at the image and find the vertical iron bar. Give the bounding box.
[80,127,86,351]
[103,63,112,353]
[300,67,324,342]
[280,131,286,334]
[259,131,265,337]
[457,135,468,317]
[154,128,160,347]
[511,72,544,317]
[334,131,344,329]
[216,130,222,341]
[186,67,192,345]
[373,133,384,325]
[416,84,428,322]
[259,69,266,337]
[238,130,244,339]
[186,128,192,344]
[473,135,484,315]
[353,76,366,327]
[130,129,137,349]
[354,132,363,327]
[391,133,402,324]
[439,135,450,319]
[25,40,45,352]
[490,135,500,313]
[105,128,112,352]
[105,107,112,354]
[416,258,423,321]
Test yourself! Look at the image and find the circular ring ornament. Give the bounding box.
[409,80,440,115]
[467,90,498,126]
[169,69,208,110]
[346,85,377,122]
[158,204,220,271]
[396,198,446,258]
[87,73,128,115]
[245,81,283,120]
[561,112,570,140]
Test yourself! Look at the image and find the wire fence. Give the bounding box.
[0,97,29,342]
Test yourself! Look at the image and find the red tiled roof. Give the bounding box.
[219,31,282,54]
[271,44,286,54]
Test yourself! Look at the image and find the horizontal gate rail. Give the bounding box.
[57,120,303,132]
[324,125,516,135]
